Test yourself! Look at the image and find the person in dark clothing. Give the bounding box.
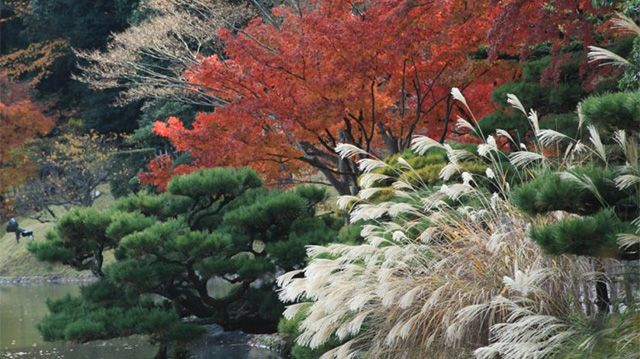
[6,218,33,243]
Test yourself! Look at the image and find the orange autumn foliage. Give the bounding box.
[0,39,70,86]
[138,154,192,192]
[0,75,54,205]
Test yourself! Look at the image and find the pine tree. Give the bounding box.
[28,167,342,357]
[512,90,640,312]
[477,49,626,144]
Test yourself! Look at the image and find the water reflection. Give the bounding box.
[0,283,80,351]
[0,284,280,359]
[191,344,281,359]
[1,338,156,359]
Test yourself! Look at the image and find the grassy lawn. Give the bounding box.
[0,184,115,277]
[0,177,337,277]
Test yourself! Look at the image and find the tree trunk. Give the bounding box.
[91,249,105,278]
[337,131,360,196]
[166,287,216,318]
[294,139,354,196]
[595,279,610,313]
[377,122,400,155]
[439,94,452,144]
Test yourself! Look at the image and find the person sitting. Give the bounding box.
[5,218,33,243]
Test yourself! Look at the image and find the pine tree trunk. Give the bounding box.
[439,94,452,143]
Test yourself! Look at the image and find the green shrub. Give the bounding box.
[581,90,640,133]
[529,209,636,259]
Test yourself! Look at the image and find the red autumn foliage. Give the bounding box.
[148,0,507,194]
[146,0,615,193]
[486,0,615,83]
[138,155,192,192]
[0,74,54,213]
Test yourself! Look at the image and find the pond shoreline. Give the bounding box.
[0,274,98,285]
[202,325,288,355]
[0,282,286,358]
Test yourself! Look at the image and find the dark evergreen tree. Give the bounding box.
[512,90,640,312]
[24,0,138,49]
[513,166,638,261]
[580,90,640,134]
[0,1,28,55]
[476,49,627,143]
[80,88,143,133]
[28,168,341,357]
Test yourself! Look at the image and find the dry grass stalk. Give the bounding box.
[278,90,639,358]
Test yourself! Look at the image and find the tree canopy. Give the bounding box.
[143,0,621,195]
[145,0,507,195]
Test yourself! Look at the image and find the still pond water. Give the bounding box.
[0,283,281,359]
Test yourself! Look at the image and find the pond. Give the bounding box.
[0,283,281,359]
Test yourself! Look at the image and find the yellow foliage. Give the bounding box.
[0,0,32,23]
[0,39,70,86]
[399,162,488,186]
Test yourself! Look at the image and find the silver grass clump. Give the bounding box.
[588,46,632,67]
[612,13,640,35]
[588,14,639,91]
[278,90,639,359]
[588,14,639,68]
[278,184,590,358]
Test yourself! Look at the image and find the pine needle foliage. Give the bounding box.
[511,99,640,260]
[29,168,342,354]
[580,90,640,133]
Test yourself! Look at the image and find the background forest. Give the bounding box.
[0,0,638,358]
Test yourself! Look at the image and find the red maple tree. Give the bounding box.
[0,75,54,215]
[486,0,616,84]
[147,0,615,194]
[149,0,506,194]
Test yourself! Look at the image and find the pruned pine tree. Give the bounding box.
[510,90,640,314]
[28,167,341,358]
[511,22,640,313]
